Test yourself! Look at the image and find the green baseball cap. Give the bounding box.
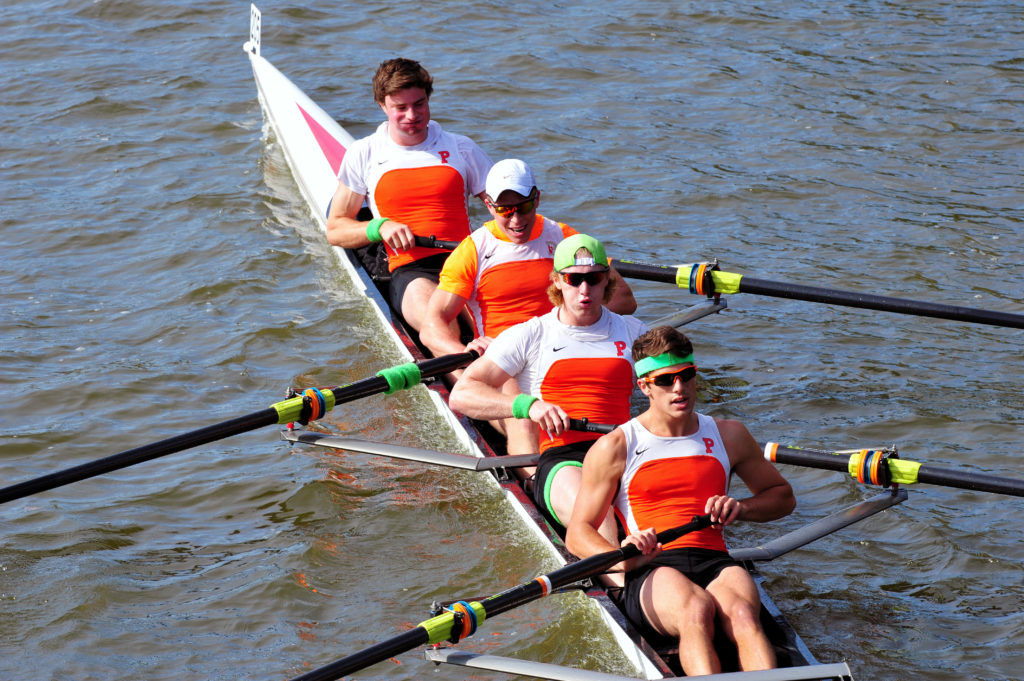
[553,234,609,271]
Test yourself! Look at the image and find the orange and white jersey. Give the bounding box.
[438,215,576,337]
[486,308,647,451]
[338,120,492,270]
[614,415,731,552]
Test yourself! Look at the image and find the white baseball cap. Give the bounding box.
[485,158,536,200]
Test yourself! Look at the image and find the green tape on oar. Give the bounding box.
[271,362,425,424]
[376,362,423,395]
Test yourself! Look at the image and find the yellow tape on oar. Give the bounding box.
[674,264,742,295]
[271,389,337,425]
[417,601,487,644]
[882,457,921,485]
[846,449,921,486]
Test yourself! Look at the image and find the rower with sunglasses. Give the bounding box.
[566,326,795,676]
[450,234,646,544]
[422,160,636,455]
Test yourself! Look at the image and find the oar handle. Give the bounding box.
[413,235,461,250]
[567,418,617,434]
[481,514,713,620]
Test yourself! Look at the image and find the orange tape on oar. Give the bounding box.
[850,449,894,487]
[445,601,478,644]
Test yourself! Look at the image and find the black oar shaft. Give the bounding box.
[288,516,711,681]
[914,466,1024,497]
[0,352,477,505]
[768,443,1024,498]
[739,276,1024,329]
[612,260,1024,330]
[610,260,677,285]
[290,629,429,681]
[481,515,711,619]
[0,409,279,504]
[767,446,850,474]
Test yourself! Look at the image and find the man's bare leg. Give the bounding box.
[707,566,776,671]
[640,567,720,675]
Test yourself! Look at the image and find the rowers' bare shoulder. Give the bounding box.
[713,416,762,465]
[583,426,629,476]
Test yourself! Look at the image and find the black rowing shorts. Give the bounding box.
[532,439,596,526]
[387,252,450,314]
[620,547,744,646]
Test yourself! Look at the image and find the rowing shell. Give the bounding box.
[242,8,672,679]
[244,6,869,679]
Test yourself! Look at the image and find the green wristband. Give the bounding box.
[366,217,390,242]
[512,394,538,419]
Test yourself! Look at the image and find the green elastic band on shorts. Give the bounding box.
[376,361,422,395]
[366,217,390,242]
[543,460,583,526]
[512,394,538,419]
[634,352,695,377]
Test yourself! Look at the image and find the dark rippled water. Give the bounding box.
[2,2,1022,680]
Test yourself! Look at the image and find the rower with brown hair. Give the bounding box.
[325,58,492,331]
[566,325,796,676]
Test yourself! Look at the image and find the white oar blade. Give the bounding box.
[281,430,538,471]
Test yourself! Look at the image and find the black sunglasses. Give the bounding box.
[644,366,697,387]
[558,270,609,287]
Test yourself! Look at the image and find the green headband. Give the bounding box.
[634,352,695,377]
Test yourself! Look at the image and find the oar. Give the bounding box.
[764,442,1024,497]
[613,259,1024,330]
[282,430,540,471]
[286,514,713,681]
[281,418,616,471]
[0,352,477,505]
[415,238,1023,329]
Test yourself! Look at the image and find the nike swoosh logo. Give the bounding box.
[635,447,649,457]
[552,346,566,352]
[483,253,493,260]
